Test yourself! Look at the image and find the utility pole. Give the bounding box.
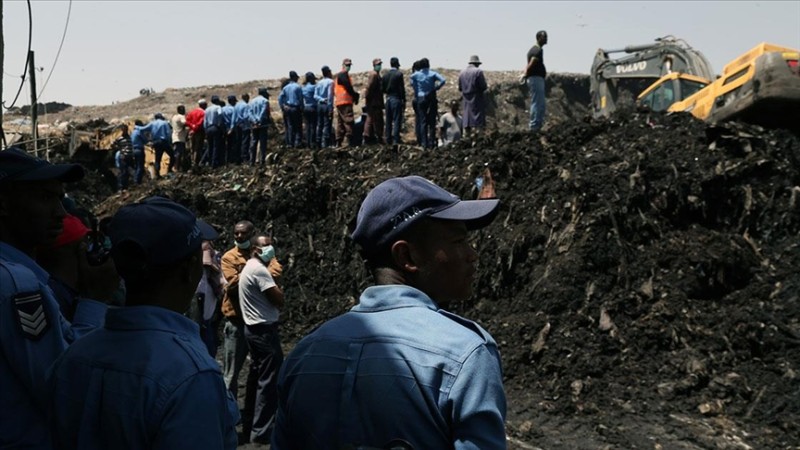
[28,50,37,155]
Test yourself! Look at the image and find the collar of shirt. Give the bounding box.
[0,241,49,283]
[105,305,200,335]
[352,284,439,313]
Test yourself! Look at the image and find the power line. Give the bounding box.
[2,0,33,111]
[37,0,73,100]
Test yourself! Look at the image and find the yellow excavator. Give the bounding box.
[638,43,800,130]
[591,37,800,131]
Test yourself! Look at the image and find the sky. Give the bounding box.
[2,0,799,107]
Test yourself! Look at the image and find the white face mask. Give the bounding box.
[257,245,275,263]
[235,240,251,250]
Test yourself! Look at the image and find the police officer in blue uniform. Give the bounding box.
[0,147,114,449]
[47,196,240,449]
[273,176,507,449]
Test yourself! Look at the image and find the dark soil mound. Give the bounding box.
[79,109,799,449]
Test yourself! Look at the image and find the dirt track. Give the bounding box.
[45,71,800,449]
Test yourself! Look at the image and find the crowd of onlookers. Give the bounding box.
[109,55,491,192]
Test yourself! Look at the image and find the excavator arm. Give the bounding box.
[590,36,714,118]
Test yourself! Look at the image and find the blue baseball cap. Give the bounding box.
[351,176,499,256]
[0,147,84,184]
[108,196,218,266]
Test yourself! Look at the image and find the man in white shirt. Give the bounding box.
[171,105,188,171]
[238,234,284,445]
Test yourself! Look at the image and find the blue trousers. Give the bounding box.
[303,108,317,148]
[250,126,268,164]
[316,104,333,148]
[418,94,438,149]
[205,125,223,167]
[152,140,173,177]
[284,106,302,148]
[132,149,145,184]
[239,126,251,163]
[385,96,404,145]
[528,76,546,131]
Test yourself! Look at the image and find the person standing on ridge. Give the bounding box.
[522,30,548,132]
[458,55,488,139]
[334,58,360,148]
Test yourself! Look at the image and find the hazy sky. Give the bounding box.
[2,1,799,106]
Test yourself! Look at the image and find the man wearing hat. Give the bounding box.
[458,55,489,138]
[186,99,208,169]
[204,95,225,168]
[0,147,115,447]
[363,58,386,145]
[314,66,335,148]
[382,57,406,146]
[333,58,360,148]
[249,88,272,165]
[272,176,507,449]
[47,196,239,449]
[278,71,304,148]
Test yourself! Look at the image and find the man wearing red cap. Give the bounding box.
[0,147,118,448]
[36,214,91,321]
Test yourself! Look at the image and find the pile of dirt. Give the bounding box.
[75,107,800,449]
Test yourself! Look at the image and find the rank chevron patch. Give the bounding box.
[14,292,50,340]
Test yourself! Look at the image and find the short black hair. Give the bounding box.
[536,30,547,40]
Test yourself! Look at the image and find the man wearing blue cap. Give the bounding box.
[47,196,239,449]
[272,175,507,449]
[0,147,116,448]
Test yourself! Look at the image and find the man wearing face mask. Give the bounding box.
[238,234,284,445]
[220,221,256,400]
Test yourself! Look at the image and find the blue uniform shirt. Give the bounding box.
[234,100,251,128]
[204,104,223,130]
[139,118,172,143]
[410,68,446,98]
[221,104,236,132]
[301,84,318,111]
[314,78,334,110]
[278,82,304,109]
[249,95,270,126]
[272,284,507,450]
[47,305,239,450]
[131,125,148,150]
[0,242,106,449]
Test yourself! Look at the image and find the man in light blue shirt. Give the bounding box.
[249,88,271,165]
[314,66,335,148]
[273,176,506,450]
[301,72,318,149]
[0,148,113,449]
[203,95,224,168]
[278,71,304,148]
[130,119,147,184]
[48,196,239,450]
[140,113,173,178]
[235,93,252,164]
[222,95,238,164]
[410,58,446,149]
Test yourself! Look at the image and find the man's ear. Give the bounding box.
[390,240,419,274]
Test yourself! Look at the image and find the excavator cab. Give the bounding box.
[637,73,710,112]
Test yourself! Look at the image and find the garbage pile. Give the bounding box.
[73,106,800,448]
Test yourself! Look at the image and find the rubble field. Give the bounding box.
[46,72,800,449]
